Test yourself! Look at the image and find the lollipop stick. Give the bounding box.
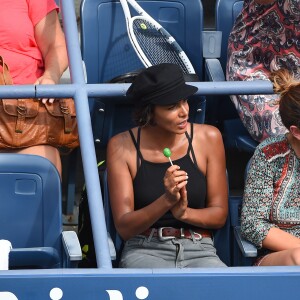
[168,157,173,166]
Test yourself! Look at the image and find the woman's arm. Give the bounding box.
[241,149,278,248]
[34,10,68,87]
[262,227,300,251]
[107,132,187,241]
[172,125,228,229]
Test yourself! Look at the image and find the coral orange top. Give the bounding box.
[0,0,58,84]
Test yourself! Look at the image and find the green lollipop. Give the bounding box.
[163,148,173,165]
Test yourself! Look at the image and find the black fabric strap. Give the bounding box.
[128,128,143,169]
[130,125,198,169]
[185,123,198,168]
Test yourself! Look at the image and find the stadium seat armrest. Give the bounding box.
[62,231,82,261]
[236,135,258,153]
[205,58,225,82]
[202,31,222,59]
[234,226,257,257]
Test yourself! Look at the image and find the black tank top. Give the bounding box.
[129,123,207,228]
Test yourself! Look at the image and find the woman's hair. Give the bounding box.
[269,69,300,129]
[133,104,155,127]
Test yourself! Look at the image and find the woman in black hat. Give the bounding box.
[107,63,228,268]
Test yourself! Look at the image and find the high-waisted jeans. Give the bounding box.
[119,235,227,268]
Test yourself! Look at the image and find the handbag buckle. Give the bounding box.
[17,104,26,116]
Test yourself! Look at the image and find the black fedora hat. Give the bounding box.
[126,63,198,107]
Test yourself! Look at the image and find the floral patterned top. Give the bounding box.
[241,134,300,248]
[226,0,300,142]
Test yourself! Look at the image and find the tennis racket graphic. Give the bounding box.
[119,0,196,74]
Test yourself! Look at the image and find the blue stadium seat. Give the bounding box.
[80,0,231,267]
[80,0,206,149]
[230,157,257,266]
[216,0,244,72]
[213,206,231,266]
[102,170,122,266]
[205,0,258,153]
[80,0,204,83]
[0,154,82,269]
[89,92,205,150]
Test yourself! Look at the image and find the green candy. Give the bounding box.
[163,148,172,158]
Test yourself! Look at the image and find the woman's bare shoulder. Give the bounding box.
[107,128,137,157]
[108,130,129,146]
[192,123,222,141]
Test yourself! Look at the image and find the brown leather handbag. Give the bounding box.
[0,56,79,152]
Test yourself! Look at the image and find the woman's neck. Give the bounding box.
[142,126,186,150]
[287,133,300,158]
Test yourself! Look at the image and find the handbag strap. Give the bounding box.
[0,56,13,85]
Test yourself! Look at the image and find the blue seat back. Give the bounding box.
[91,93,206,149]
[215,0,244,124]
[81,0,205,149]
[230,157,256,266]
[102,170,123,266]
[205,0,244,127]
[213,213,231,266]
[0,154,62,266]
[216,0,244,71]
[80,0,204,83]
[212,0,258,152]
[213,171,231,267]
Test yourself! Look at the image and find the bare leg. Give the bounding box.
[0,145,62,177]
[259,248,300,266]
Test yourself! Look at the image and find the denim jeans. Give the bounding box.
[119,235,227,268]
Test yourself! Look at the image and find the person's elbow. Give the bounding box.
[218,203,229,227]
[210,206,228,229]
[214,214,228,229]
[115,226,133,242]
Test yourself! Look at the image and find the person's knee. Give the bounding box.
[15,145,62,176]
[289,248,300,265]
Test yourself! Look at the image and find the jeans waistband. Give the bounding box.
[140,227,212,241]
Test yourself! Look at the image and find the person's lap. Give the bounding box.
[258,248,300,266]
[119,236,227,268]
[0,145,62,176]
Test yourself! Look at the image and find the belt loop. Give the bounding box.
[189,230,197,244]
[180,228,185,238]
[147,228,155,242]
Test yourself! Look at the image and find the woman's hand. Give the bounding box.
[163,165,188,205]
[171,186,188,220]
[34,75,56,104]
[34,10,68,104]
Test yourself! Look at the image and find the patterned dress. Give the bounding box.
[226,0,300,142]
[241,134,300,255]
